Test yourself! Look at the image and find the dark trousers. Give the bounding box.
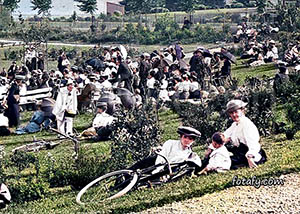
[94,126,112,141]
[226,143,267,169]
[128,155,157,171]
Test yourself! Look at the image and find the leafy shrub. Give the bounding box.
[110,104,161,170]
[10,151,38,172]
[43,150,110,190]
[8,176,49,203]
[167,94,233,143]
[169,78,276,141]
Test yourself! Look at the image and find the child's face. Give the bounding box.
[212,140,222,149]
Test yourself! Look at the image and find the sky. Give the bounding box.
[13,0,122,17]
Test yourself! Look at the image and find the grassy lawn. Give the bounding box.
[2,112,299,213]
[1,43,299,213]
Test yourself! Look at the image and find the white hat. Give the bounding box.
[66,79,74,85]
[269,40,276,44]
[226,99,247,113]
[295,64,300,71]
[102,67,111,76]
[143,52,150,58]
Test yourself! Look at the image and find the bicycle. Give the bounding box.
[76,152,197,205]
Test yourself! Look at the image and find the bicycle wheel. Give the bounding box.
[76,170,138,205]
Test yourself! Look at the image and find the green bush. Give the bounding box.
[43,149,110,190]
[8,176,49,203]
[110,104,161,170]
[167,94,233,143]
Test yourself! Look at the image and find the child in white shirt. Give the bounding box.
[199,132,231,174]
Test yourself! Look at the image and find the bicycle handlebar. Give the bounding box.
[49,127,79,156]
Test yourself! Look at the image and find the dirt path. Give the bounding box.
[138,173,300,214]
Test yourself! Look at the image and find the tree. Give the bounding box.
[2,0,20,12]
[30,0,52,16]
[74,0,97,32]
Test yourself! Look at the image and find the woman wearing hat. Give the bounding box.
[224,100,267,168]
[15,100,45,134]
[79,102,115,141]
[52,79,78,137]
[5,75,24,127]
[129,126,202,174]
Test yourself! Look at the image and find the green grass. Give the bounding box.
[0,43,298,213]
[232,61,277,85]
[2,129,299,214]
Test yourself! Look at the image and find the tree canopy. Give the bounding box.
[2,0,21,12]
[30,0,52,16]
[74,0,98,16]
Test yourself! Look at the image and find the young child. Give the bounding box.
[199,132,231,174]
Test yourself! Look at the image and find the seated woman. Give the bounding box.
[223,99,267,169]
[80,102,115,141]
[198,132,231,175]
[15,101,45,134]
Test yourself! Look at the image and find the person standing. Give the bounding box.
[5,75,24,128]
[115,55,133,92]
[52,79,78,137]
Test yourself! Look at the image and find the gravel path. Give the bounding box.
[138,173,300,214]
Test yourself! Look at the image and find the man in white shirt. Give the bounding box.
[0,106,10,136]
[223,100,267,168]
[52,79,78,137]
[93,102,115,141]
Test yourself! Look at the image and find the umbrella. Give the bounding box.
[221,51,237,64]
[115,87,133,96]
[179,59,189,70]
[85,58,105,70]
[161,58,173,67]
[119,45,127,60]
[201,49,213,58]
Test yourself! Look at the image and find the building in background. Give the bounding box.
[14,0,124,17]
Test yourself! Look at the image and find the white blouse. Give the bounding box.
[224,116,262,162]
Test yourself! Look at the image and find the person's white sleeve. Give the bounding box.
[223,123,234,139]
[243,120,261,162]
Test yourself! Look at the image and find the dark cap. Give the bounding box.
[177,126,201,138]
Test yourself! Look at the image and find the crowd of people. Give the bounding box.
[0,42,237,138]
[235,23,300,68]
